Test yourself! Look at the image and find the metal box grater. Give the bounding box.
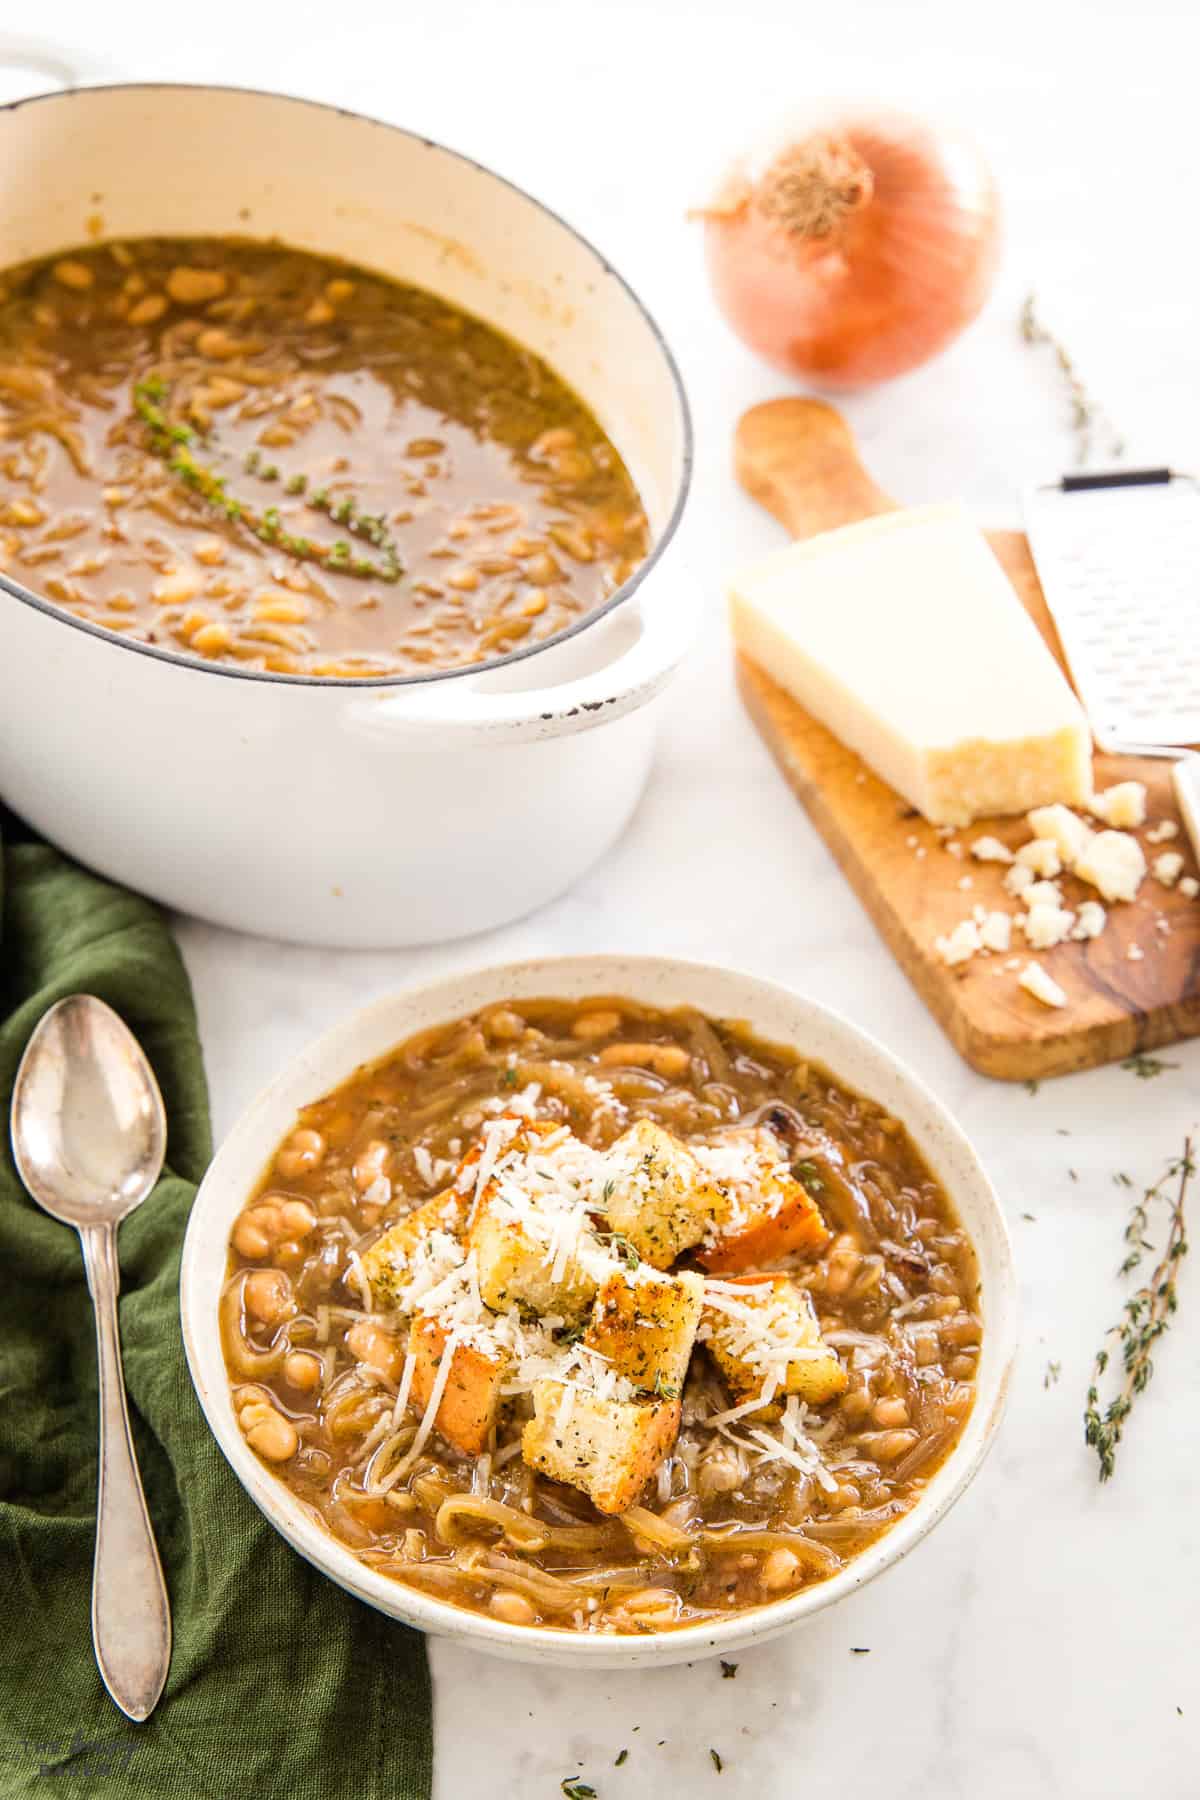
[1022,468,1200,854]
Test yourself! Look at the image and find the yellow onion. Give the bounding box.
[697,108,1002,389]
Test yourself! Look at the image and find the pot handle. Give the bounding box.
[0,36,118,95]
[343,573,695,748]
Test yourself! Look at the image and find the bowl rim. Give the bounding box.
[0,80,694,693]
[180,953,1017,1663]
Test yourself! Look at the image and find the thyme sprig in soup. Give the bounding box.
[221,999,981,1634]
[0,238,649,676]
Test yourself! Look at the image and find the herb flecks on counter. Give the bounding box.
[1084,1136,1192,1480]
[1121,1053,1179,1081]
[1019,293,1124,468]
[133,375,403,583]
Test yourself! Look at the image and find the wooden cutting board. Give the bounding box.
[734,397,1200,1081]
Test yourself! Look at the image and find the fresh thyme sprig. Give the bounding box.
[132,374,402,583]
[596,1229,641,1273]
[1019,293,1124,468]
[1084,1136,1192,1480]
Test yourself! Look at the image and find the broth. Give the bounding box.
[0,238,649,676]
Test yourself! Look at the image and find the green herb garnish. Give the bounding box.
[1021,292,1124,466]
[1121,1054,1180,1080]
[561,1782,596,1799]
[133,374,402,583]
[794,1159,824,1196]
[719,1660,738,1679]
[598,1231,640,1272]
[614,1748,628,1766]
[1044,1360,1062,1389]
[709,1749,724,1773]
[1085,1136,1192,1480]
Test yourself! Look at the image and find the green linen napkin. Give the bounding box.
[0,820,432,1798]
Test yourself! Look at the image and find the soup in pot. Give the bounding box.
[221,996,981,1635]
[0,238,649,677]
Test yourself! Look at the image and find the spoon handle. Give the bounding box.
[79,1221,172,1721]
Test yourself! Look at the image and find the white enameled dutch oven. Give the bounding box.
[0,67,693,946]
[181,955,1018,1670]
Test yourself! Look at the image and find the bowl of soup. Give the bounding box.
[0,84,692,945]
[180,955,1017,1667]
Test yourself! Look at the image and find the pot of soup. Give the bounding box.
[0,75,693,945]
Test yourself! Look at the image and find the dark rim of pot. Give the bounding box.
[0,80,693,690]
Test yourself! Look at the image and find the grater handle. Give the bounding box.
[1170,755,1200,866]
[1059,467,1173,492]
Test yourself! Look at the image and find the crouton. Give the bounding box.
[701,1275,847,1409]
[596,1119,724,1270]
[521,1382,682,1514]
[360,1188,468,1308]
[407,1314,509,1456]
[583,1267,704,1397]
[694,1129,831,1273]
[468,1188,601,1322]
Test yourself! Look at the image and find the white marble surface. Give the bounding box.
[17,0,1200,1792]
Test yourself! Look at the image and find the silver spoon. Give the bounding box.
[10,994,172,1721]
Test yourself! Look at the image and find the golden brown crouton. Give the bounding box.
[521,1382,682,1514]
[701,1275,847,1409]
[584,1266,704,1397]
[407,1314,509,1456]
[695,1132,831,1273]
[468,1189,601,1322]
[598,1119,724,1270]
[360,1188,468,1308]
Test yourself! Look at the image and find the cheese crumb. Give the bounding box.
[1153,852,1185,889]
[979,910,1012,952]
[1180,876,1199,899]
[1091,782,1146,829]
[1072,900,1107,941]
[935,919,982,967]
[957,875,974,891]
[1023,879,1064,911]
[1016,839,1062,878]
[1127,944,1145,962]
[1019,962,1068,1008]
[1004,863,1036,898]
[1022,902,1076,950]
[1145,820,1179,845]
[1074,830,1146,903]
[971,836,1014,864]
[1027,804,1093,868]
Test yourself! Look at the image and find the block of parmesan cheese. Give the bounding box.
[729,502,1093,827]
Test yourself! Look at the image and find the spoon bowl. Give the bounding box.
[10,993,172,1722]
[12,995,167,1228]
